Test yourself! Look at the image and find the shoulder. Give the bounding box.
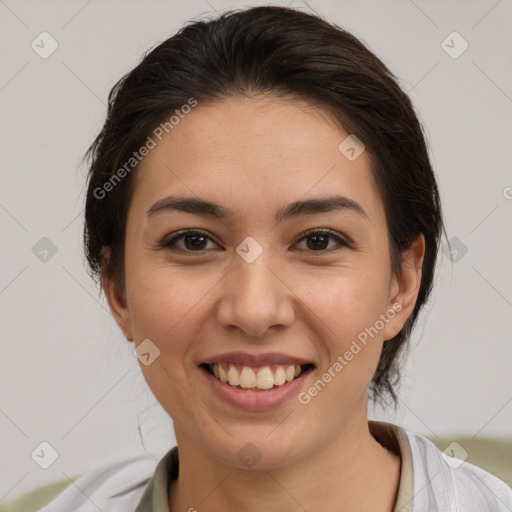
[405,429,512,511]
[1,452,158,512]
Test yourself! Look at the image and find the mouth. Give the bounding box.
[199,362,315,392]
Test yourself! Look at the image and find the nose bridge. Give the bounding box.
[217,244,295,337]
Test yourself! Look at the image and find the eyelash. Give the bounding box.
[161,228,350,254]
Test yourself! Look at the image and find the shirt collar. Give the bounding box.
[368,420,414,512]
[134,446,178,512]
[134,421,413,512]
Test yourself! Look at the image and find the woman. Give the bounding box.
[6,5,511,512]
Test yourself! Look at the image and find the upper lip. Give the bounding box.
[199,351,315,367]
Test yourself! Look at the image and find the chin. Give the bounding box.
[201,427,308,471]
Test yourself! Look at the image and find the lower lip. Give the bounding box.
[200,366,314,411]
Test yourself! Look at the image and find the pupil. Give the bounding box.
[307,234,328,250]
[185,234,207,250]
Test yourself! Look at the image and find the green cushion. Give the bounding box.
[0,476,81,512]
[426,436,512,486]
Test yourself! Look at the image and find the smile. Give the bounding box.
[197,351,316,409]
[202,362,314,391]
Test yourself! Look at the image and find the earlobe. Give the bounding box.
[383,234,425,341]
[101,247,134,342]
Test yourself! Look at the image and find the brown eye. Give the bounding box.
[162,228,348,254]
[163,230,218,252]
[295,230,348,252]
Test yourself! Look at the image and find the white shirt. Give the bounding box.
[33,421,512,512]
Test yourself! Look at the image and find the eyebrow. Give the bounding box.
[146,194,368,223]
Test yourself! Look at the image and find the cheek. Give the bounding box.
[127,264,216,351]
[292,268,391,422]
[306,268,391,353]
[125,264,220,426]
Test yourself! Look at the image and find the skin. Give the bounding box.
[103,94,425,512]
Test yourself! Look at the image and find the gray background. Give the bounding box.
[1,0,511,498]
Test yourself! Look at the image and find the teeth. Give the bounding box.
[285,365,295,382]
[209,363,307,390]
[273,366,286,386]
[256,366,274,390]
[227,364,240,386]
[218,364,228,383]
[239,367,256,388]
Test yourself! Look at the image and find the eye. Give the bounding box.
[295,229,349,252]
[161,228,349,254]
[162,230,219,253]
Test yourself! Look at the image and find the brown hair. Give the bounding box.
[83,5,445,406]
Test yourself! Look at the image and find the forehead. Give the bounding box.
[131,94,382,221]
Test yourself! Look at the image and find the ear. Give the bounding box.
[101,247,134,342]
[383,234,425,341]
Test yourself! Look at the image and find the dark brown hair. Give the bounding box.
[83,5,445,406]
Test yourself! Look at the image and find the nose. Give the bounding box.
[216,251,296,338]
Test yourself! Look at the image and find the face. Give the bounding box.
[104,94,423,469]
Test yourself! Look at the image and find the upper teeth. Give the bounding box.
[211,363,302,390]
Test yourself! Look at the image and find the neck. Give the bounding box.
[168,417,401,512]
